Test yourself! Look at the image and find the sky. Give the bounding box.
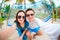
[0,0,60,7]
[53,0,60,7]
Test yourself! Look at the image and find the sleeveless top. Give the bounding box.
[14,20,29,36]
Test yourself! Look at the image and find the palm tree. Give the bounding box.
[28,0,35,5]
[0,3,2,17]
[28,0,36,8]
[49,0,56,23]
[57,7,60,18]
[16,0,24,9]
[4,5,10,24]
[4,5,10,18]
[41,0,52,22]
[16,0,23,4]
[5,0,10,2]
[24,0,26,9]
[28,0,35,3]
[42,0,52,15]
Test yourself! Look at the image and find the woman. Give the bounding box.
[15,10,29,40]
[0,10,29,40]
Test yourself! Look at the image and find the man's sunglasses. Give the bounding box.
[18,16,25,19]
[26,14,34,17]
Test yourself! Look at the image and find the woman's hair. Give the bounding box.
[15,10,26,28]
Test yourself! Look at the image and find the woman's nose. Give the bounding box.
[20,17,23,20]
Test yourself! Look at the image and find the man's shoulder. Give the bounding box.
[34,18,46,27]
[34,18,40,21]
[34,18,42,22]
[34,18,40,20]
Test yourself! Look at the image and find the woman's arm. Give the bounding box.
[21,28,27,38]
[18,28,27,40]
[0,23,16,40]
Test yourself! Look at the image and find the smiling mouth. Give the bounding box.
[29,18,32,19]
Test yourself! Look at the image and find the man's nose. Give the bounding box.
[29,15,32,17]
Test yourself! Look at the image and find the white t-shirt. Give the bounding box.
[28,18,44,29]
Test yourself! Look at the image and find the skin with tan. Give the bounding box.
[0,23,16,40]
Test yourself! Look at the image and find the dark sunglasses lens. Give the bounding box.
[23,16,25,19]
[18,16,21,19]
[26,14,34,17]
[26,15,30,17]
[18,16,25,19]
[31,14,34,16]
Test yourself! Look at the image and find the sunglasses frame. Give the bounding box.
[26,14,34,17]
[18,16,25,19]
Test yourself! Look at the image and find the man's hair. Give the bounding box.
[25,8,35,14]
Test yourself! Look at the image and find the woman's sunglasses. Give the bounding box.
[26,14,34,17]
[18,16,25,19]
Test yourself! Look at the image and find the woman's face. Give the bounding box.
[17,12,25,24]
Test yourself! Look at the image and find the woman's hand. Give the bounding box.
[18,37,22,40]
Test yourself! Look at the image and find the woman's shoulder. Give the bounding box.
[25,20,29,27]
[14,20,18,25]
[14,20,17,23]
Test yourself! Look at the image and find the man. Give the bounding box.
[25,8,43,40]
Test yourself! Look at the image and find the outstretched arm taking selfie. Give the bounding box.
[0,23,16,40]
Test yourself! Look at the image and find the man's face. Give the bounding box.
[26,10,34,22]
